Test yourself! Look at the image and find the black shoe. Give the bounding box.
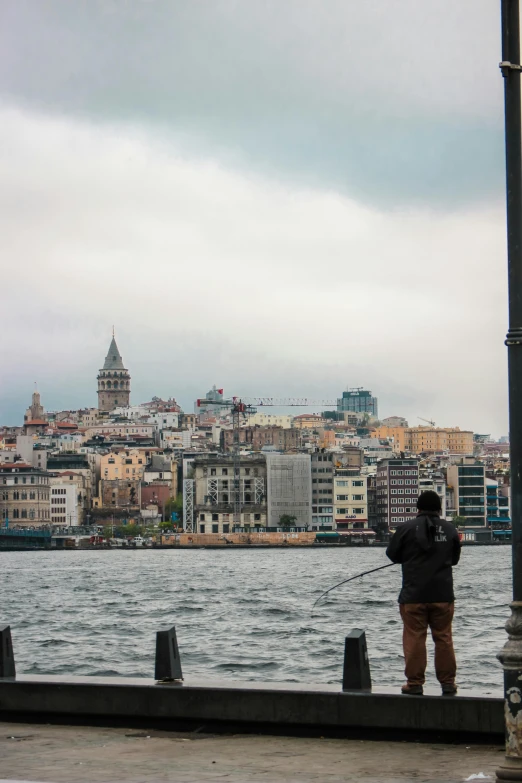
[441,683,458,695]
[401,684,423,695]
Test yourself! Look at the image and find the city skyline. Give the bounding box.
[0,332,505,439]
[0,1,507,435]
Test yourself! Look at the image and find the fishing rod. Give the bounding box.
[311,562,396,617]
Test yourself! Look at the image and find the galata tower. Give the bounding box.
[97,332,131,411]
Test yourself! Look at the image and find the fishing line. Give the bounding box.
[311,562,396,617]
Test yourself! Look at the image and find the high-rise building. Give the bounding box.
[447,462,487,528]
[376,458,419,530]
[266,453,312,530]
[337,388,378,418]
[97,334,131,412]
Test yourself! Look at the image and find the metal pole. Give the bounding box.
[497,1,522,778]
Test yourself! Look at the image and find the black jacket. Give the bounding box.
[386,513,461,604]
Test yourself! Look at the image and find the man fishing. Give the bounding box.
[386,490,461,696]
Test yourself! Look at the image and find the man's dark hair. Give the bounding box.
[417,490,442,513]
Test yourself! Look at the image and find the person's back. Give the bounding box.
[386,491,461,696]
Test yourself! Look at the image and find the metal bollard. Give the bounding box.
[0,625,16,678]
[155,626,183,682]
[342,629,371,691]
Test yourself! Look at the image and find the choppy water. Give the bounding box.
[0,546,510,693]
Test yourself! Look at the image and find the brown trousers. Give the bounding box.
[399,602,456,686]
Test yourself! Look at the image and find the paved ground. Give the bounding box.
[0,722,502,783]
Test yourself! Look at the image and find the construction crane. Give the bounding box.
[196,396,338,528]
[418,417,436,427]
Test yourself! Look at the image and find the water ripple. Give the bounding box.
[0,546,510,691]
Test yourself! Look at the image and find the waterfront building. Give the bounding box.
[49,475,80,526]
[337,388,378,418]
[334,471,368,531]
[97,334,131,412]
[192,455,267,532]
[266,453,312,530]
[0,463,50,527]
[311,451,335,530]
[50,470,90,526]
[376,458,419,530]
[447,461,487,528]
[310,448,364,530]
[367,473,378,529]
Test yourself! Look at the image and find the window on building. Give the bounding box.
[336,494,348,501]
[352,495,363,500]
[200,524,205,533]
[352,480,364,486]
[223,524,230,533]
[200,514,205,521]
[212,524,219,533]
[212,513,219,521]
[222,468,228,476]
[353,508,364,514]
[210,468,216,476]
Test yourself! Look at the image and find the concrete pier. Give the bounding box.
[0,675,503,743]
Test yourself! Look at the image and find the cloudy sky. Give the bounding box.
[0,1,510,435]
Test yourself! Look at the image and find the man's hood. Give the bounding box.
[415,512,439,551]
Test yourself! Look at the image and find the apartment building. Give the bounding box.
[192,455,267,533]
[311,451,334,529]
[376,458,419,529]
[0,463,50,527]
[50,476,80,526]
[266,453,312,530]
[447,462,487,528]
[334,472,368,530]
[405,427,473,455]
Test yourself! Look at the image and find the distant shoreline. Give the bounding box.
[0,540,511,552]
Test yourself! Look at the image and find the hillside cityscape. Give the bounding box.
[0,334,511,547]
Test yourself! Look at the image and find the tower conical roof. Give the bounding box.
[103,336,125,370]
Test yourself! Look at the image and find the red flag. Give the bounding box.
[217,389,224,395]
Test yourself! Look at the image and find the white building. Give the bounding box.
[50,478,79,526]
[148,412,180,429]
[112,405,150,419]
[266,454,312,530]
[334,474,368,530]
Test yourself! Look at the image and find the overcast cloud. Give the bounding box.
[0,1,510,435]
